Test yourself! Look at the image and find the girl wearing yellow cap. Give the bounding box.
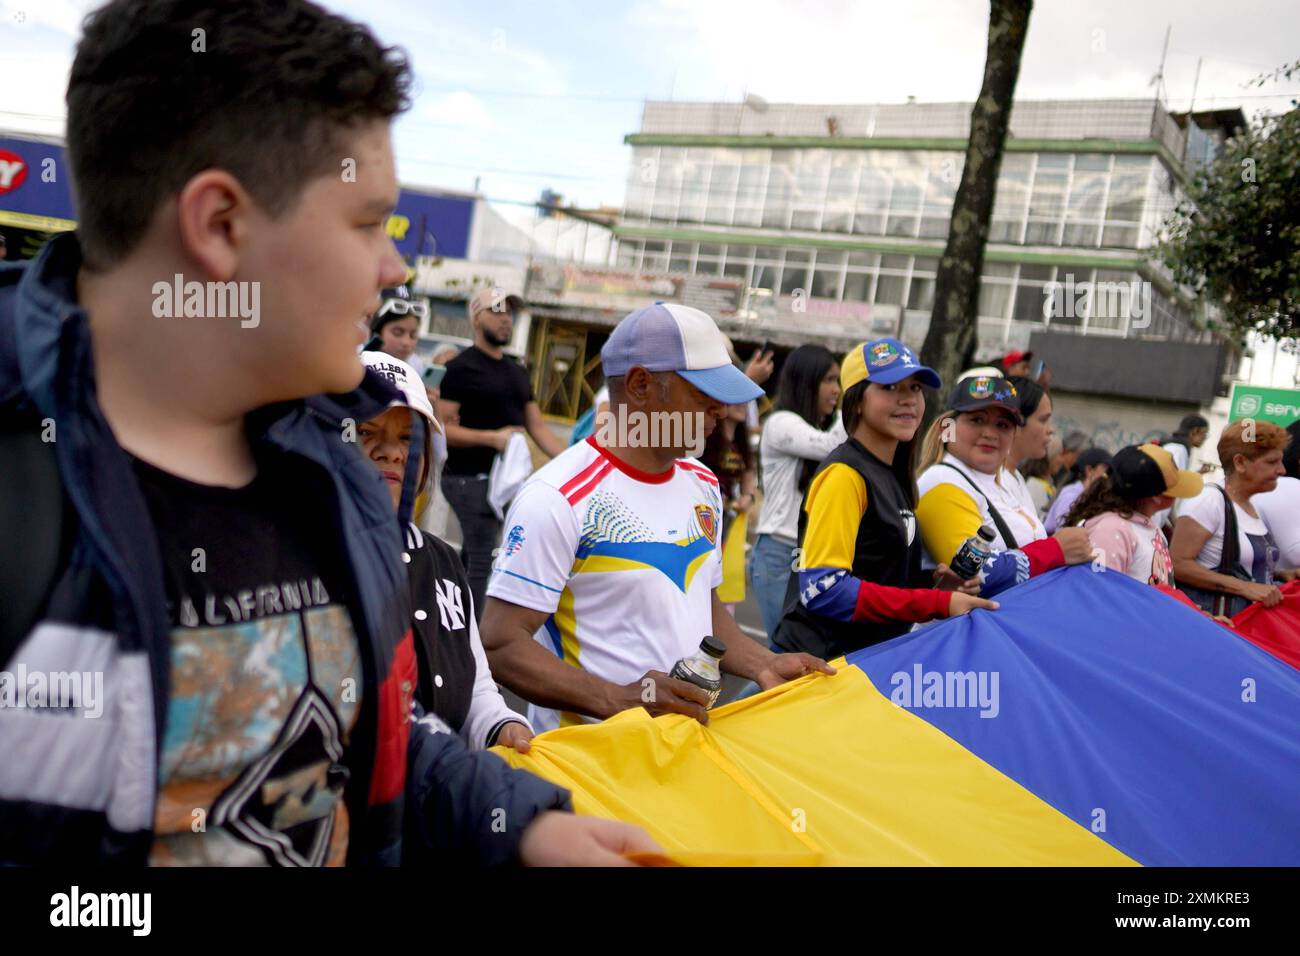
[772,339,996,661]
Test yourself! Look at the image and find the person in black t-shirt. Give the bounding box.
[437,288,565,617]
[0,0,660,868]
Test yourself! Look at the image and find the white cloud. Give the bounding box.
[420,90,497,131]
[0,0,94,38]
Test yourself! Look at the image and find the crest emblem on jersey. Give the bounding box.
[869,342,899,366]
[504,524,526,556]
[695,504,718,545]
[969,376,996,399]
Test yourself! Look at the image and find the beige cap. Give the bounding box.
[467,286,524,318]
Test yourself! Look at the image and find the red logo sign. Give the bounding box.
[0,149,28,195]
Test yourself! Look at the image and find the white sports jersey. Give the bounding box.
[487,437,724,732]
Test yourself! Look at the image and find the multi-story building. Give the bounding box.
[609,98,1244,447]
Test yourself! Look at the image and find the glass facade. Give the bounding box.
[624,145,1178,251]
[614,238,1197,344]
[616,139,1206,344]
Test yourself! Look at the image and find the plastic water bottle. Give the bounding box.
[949,525,997,579]
[669,636,726,708]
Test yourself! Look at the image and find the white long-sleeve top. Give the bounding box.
[756,410,846,542]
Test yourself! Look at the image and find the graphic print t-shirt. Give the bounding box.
[133,456,363,867]
[486,437,724,733]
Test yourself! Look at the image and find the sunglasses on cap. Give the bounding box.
[377,298,430,322]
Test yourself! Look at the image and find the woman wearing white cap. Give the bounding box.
[358,351,533,752]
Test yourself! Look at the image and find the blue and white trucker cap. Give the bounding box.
[600,302,765,405]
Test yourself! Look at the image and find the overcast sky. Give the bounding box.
[1,0,1296,387]
[2,0,1297,210]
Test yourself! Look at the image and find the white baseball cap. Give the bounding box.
[600,302,764,405]
[361,351,441,434]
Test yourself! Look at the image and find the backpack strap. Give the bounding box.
[935,461,1020,550]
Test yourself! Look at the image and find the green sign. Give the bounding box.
[1228,383,1300,427]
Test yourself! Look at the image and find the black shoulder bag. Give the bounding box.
[1179,485,1254,618]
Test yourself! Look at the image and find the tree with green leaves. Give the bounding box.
[1158,61,1300,345]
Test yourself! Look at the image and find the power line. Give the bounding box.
[397,156,618,183]
[418,85,648,103]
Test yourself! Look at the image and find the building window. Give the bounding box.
[875,253,910,306]
[678,150,710,224]
[752,248,781,294]
[919,154,958,239]
[615,240,641,271]
[706,155,738,225]
[1046,267,1091,329]
[855,152,891,236]
[651,148,683,223]
[668,241,695,274]
[811,250,845,300]
[642,240,668,273]
[764,152,795,229]
[885,153,923,237]
[1025,154,1068,245]
[723,244,755,282]
[1063,154,1108,247]
[1102,155,1151,248]
[779,249,812,296]
[991,154,1032,243]
[906,256,938,311]
[1011,263,1054,323]
[735,150,768,227]
[843,251,878,303]
[978,262,1017,321]
[824,152,861,233]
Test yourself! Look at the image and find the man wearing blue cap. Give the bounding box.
[480,303,834,731]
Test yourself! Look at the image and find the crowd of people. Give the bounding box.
[1,0,1296,870]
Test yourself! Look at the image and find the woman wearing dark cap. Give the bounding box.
[771,339,997,662]
[916,375,1093,597]
[1063,444,1202,586]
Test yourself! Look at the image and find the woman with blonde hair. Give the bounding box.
[915,375,1093,596]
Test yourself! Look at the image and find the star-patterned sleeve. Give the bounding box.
[796,463,951,623]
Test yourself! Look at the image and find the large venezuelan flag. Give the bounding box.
[496,567,1300,865]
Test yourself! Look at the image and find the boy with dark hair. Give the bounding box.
[0,0,654,866]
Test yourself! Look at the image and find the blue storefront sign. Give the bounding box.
[0,134,77,232]
[0,131,474,261]
[386,188,474,260]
